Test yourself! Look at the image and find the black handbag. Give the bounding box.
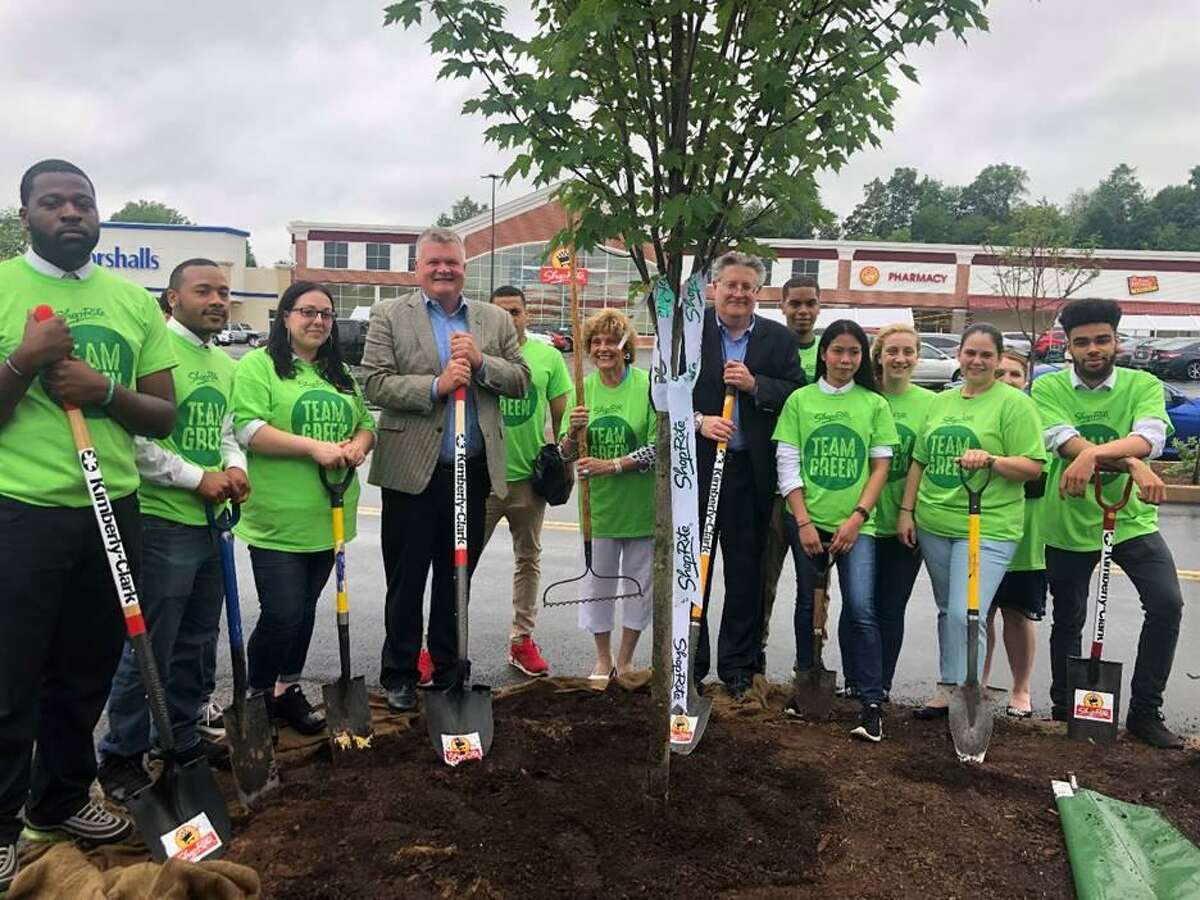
[530,443,573,506]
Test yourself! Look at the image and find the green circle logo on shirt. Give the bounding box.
[173,386,227,467]
[925,425,981,488]
[500,382,537,427]
[588,415,637,461]
[1079,423,1122,486]
[889,424,917,483]
[41,324,134,419]
[292,390,354,442]
[803,423,866,490]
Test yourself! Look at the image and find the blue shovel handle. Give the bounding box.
[205,503,247,662]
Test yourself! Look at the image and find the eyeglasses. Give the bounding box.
[291,307,334,321]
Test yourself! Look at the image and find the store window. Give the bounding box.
[791,258,820,278]
[321,283,376,318]
[366,243,390,271]
[324,242,349,269]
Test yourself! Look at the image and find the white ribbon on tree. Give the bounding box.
[649,273,705,743]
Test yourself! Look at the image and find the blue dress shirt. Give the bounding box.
[717,314,755,451]
[425,293,484,462]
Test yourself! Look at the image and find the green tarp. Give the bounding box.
[1053,779,1200,899]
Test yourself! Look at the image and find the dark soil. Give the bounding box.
[225,682,1200,899]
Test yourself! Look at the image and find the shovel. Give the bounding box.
[33,304,231,862]
[205,502,279,808]
[790,544,838,720]
[426,386,493,766]
[319,465,373,753]
[949,463,994,764]
[1067,470,1133,744]
[670,388,734,755]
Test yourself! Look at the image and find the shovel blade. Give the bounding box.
[425,683,493,766]
[322,675,374,754]
[669,693,713,756]
[948,684,993,764]
[128,758,231,863]
[223,695,280,808]
[789,667,838,721]
[1066,656,1123,744]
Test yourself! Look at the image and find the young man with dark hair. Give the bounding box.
[1032,297,1183,749]
[97,258,249,801]
[480,285,571,677]
[0,159,177,891]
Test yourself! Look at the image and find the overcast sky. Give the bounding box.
[3,1,1197,263]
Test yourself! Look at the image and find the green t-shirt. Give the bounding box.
[565,366,655,538]
[912,382,1047,542]
[499,338,572,482]
[1033,367,1169,551]
[772,382,899,536]
[231,348,375,552]
[0,257,174,508]
[797,340,819,381]
[1010,489,1046,571]
[139,327,238,526]
[875,384,937,537]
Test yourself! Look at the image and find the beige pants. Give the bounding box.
[482,478,548,640]
[760,494,790,646]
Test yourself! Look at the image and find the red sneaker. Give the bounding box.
[508,636,550,677]
[417,648,434,688]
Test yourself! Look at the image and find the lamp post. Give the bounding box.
[482,174,500,299]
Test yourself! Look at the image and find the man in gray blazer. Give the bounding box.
[362,227,529,711]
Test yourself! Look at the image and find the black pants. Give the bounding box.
[0,495,141,844]
[379,458,489,690]
[873,535,925,692]
[246,547,336,692]
[695,453,770,684]
[1046,531,1183,717]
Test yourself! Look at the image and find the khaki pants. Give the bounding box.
[760,495,790,647]
[482,479,548,641]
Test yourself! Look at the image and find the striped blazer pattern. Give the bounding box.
[361,291,530,497]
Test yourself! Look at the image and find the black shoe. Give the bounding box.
[97,753,151,804]
[1126,709,1185,750]
[880,689,891,705]
[0,842,16,894]
[23,801,133,846]
[176,737,232,771]
[386,682,418,713]
[270,685,326,735]
[836,683,862,700]
[851,704,883,742]
[783,694,803,719]
[725,674,752,701]
[912,704,949,720]
[1050,706,1070,722]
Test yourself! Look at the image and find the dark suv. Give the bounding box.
[336,318,369,366]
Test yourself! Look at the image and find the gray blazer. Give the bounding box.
[361,292,529,497]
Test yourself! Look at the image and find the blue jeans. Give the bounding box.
[246,547,334,692]
[917,528,1017,684]
[786,518,883,705]
[99,517,223,758]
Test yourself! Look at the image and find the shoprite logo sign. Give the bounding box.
[92,246,161,270]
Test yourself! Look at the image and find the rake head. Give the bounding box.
[542,566,644,608]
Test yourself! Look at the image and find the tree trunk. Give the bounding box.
[647,409,673,804]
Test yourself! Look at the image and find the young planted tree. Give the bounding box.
[385,0,988,801]
[983,202,1100,348]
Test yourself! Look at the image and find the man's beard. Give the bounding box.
[1073,354,1115,383]
[29,226,99,272]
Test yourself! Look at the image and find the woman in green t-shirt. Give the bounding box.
[869,324,937,702]
[559,310,655,681]
[981,350,1046,718]
[896,324,1046,719]
[231,282,376,735]
[773,320,899,743]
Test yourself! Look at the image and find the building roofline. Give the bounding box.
[762,236,1200,263]
[288,221,428,239]
[451,182,563,236]
[102,221,250,238]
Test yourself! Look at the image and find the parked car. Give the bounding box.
[1163,383,1200,459]
[912,342,960,388]
[335,318,369,366]
[1127,337,1169,369]
[920,333,960,353]
[216,322,262,346]
[528,326,571,353]
[1001,332,1033,356]
[1034,328,1066,361]
[1143,338,1200,381]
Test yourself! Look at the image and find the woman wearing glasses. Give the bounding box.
[231,282,375,735]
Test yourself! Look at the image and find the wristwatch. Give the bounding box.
[852,505,870,523]
[693,411,704,432]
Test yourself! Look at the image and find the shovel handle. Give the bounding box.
[696,388,736,620]
[453,386,470,666]
[319,464,356,507]
[207,502,250,703]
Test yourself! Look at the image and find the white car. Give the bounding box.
[911,342,960,388]
[1001,332,1033,356]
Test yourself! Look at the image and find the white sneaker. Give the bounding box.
[197,698,226,738]
[23,801,133,845]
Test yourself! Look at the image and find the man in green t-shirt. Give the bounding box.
[0,160,177,889]
[97,259,251,802]
[481,286,571,677]
[760,275,820,653]
[1032,298,1183,750]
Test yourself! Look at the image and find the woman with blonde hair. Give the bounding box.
[559,309,655,679]
[863,324,937,701]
